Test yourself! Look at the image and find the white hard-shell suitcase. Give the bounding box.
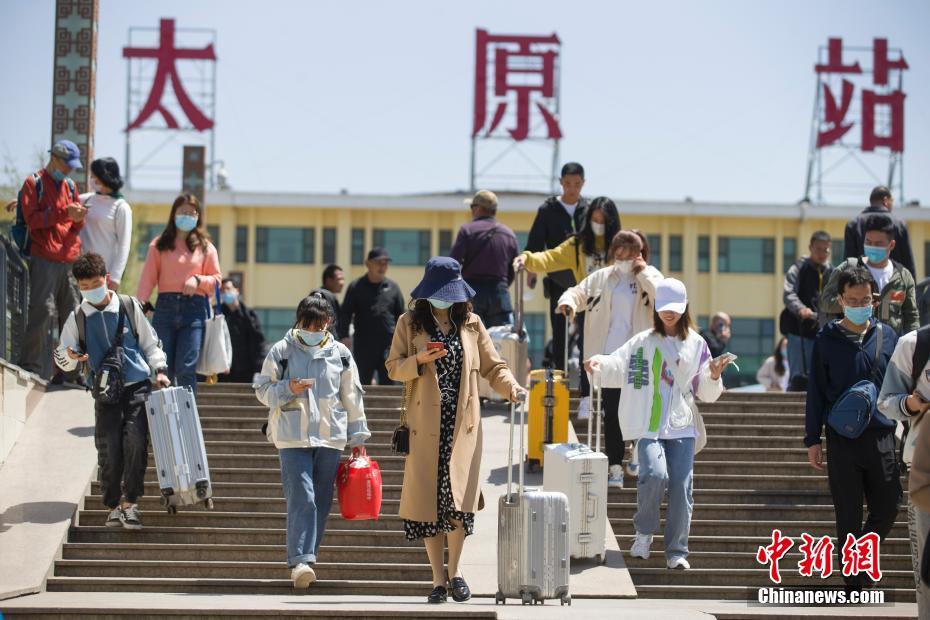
[496,398,571,606]
[543,378,609,562]
[480,272,529,400]
[145,386,214,513]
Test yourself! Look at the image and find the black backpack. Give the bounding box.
[76,295,140,404]
[788,337,810,392]
[12,173,77,256]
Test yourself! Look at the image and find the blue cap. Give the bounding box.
[50,140,82,170]
[410,257,476,303]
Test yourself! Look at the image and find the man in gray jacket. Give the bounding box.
[783,231,833,386]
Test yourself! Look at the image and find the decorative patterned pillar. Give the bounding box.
[51,0,98,190]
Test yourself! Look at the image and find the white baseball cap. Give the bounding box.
[655,278,688,314]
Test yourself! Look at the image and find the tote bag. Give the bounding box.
[196,283,233,375]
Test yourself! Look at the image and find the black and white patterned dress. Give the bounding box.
[403,326,475,540]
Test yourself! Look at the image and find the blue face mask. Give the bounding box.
[80,283,109,306]
[51,169,67,182]
[175,214,198,232]
[843,304,873,326]
[863,245,889,264]
[298,329,327,347]
[428,298,453,310]
[220,292,238,306]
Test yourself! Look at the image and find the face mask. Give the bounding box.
[591,221,606,236]
[175,214,198,232]
[81,283,109,306]
[615,260,634,274]
[220,292,238,306]
[298,329,327,347]
[51,169,67,182]
[428,298,453,310]
[779,347,788,358]
[863,245,888,263]
[843,304,873,326]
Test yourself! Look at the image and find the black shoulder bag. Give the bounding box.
[91,301,129,405]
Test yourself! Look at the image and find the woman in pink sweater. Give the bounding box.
[137,193,222,393]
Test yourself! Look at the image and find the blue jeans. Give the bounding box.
[469,280,513,328]
[786,334,814,385]
[279,446,342,567]
[152,293,206,393]
[634,437,695,560]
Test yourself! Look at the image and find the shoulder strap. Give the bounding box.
[65,178,76,201]
[76,308,86,353]
[870,322,884,384]
[912,325,930,385]
[117,295,140,340]
[279,357,289,375]
[113,298,127,346]
[341,355,351,370]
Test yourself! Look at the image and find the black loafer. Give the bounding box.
[450,576,471,602]
[427,585,448,604]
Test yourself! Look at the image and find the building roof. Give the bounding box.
[127,189,928,221]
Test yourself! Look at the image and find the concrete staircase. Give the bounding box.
[46,382,434,597]
[572,390,917,601]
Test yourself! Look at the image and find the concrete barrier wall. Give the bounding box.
[0,360,46,466]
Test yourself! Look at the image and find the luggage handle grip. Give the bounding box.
[564,313,570,378]
[586,492,598,521]
[591,371,603,453]
[506,398,527,503]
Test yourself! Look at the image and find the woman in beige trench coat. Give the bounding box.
[386,257,526,604]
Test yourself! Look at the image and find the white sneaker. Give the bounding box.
[629,533,653,559]
[291,563,316,588]
[608,464,624,488]
[667,556,690,570]
[624,461,639,478]
[577,396,591,420]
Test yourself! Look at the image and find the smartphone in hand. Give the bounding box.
[426,342,444,351]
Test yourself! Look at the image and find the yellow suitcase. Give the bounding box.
[526,368,570,472]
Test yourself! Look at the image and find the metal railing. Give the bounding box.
[0,235,29,365]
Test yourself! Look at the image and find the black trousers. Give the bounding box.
[355,345,393,386]
[601,388,625,466]
[95,383,151,508]
[826,426,902,586]
[547,280,568,371]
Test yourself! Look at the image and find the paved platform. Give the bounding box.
[459,400,635,599]
[0,387,96,600]
[0,592,918,618]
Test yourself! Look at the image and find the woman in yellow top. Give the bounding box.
[513,196,621,417]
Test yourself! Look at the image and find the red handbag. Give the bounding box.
[336,447,382,520]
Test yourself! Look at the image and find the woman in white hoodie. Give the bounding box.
[586,278,732,570]
[557,230,663,488]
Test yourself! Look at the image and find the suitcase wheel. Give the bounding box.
[521,592,532,605]
[561,594,571,606]
[166,505,177,515]
[204,498,214,510]
[495,592,505,605]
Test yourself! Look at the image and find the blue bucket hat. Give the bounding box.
[410,257,476,303]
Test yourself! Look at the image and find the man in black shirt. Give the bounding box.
[339,247,405,385]
[218,278,266,383]
[844,186,915,277]
[524,162,588,369]
[311,264,345,338]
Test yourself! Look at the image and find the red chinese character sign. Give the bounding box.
[122,18,217,190]
[470,29,563,192]
[804,37,908,205]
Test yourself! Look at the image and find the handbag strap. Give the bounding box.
[400,330,417,427]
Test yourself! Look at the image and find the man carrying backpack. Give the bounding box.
[14,140,88,377]
[878,326,930,617]
[805,265,902,593]
[53,253,170,530]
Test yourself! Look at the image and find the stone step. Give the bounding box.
[61,542,427,564]
[631,583,914,601]
[200,429,396,442]
[9,611,493,620]
[198,417,404,432]
[607,502,909,522]
[628,549,915,571]
[89,481,405,500]
[84,495,403,515]
[607,487,910,505]
[54,559,433,581]
[79,510,407,531]
[625,566,915,588]
[196,405,406,421]
[613,517,910,539]
[137,467,410,485]
[698,401,804,413]
[719,392,805,403]
[145,453,407,470]
[701,423,805,436]
[45,576,431,596]
[702,435,808,449]
[615,534,914,555]
[68,526,417,547]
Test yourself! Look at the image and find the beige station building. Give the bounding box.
[122,190,930,383]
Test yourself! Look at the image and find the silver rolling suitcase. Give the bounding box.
[496,399,571,606]
[479,270,530,400]
[145,386,214,513]
[543,379,608,562]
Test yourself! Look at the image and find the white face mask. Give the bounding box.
[591,221,606,236]
[615,260,634,274]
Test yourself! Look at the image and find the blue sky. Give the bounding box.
[1,0,928,205]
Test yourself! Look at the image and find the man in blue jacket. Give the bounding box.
[805,265,902,591]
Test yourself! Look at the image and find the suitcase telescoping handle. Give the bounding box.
[506,398,527,504]
[512,267,525,338]
[589,370,602,453]
[564,313,570,378]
